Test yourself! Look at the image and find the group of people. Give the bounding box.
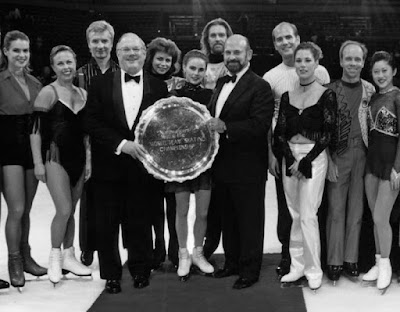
[0,16,399,297]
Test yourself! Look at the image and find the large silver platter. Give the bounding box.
[135,96,219,182]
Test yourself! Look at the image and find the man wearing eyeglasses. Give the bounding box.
[84,33,169,294]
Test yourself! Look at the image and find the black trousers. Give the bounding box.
[275,173,291,260]
[93,176,163,280]
[152,191,178,266]
[203,189,222,259]
[79,180,96,252]
[216,181,266,280]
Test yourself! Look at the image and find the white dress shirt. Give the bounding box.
[215,63,250,118]
[116,69,144,154]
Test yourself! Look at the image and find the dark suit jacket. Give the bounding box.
[83,69,168,182]
[208,69,274,184]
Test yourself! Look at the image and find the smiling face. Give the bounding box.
[117,34,146,76]
[4,39,30,72]
[372,60,397,93]
[183,57,207,85]
[88,30,113,61]
[273,24,300,59]
[51,50,76,82]
[208,25,228,55]
[295,49,318,82]
[224,35,252,74]
[151,51,172,75]
[340,44,364,82]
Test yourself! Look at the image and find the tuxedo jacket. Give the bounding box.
[83,69,168,182]
[208,69,274,184]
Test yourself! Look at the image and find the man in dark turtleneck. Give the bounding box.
[199,18,233,259]
[325,40,375,285]
[200,18,233,90]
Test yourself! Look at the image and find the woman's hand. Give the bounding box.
[390,168,400,190]
[269,152,280,178]
[34,163,46,183]
[84,161,92,182]
[289,160,304,179]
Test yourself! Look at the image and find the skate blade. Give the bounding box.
[178,274,190,282]
[343,273,359,283]
[190,265,214,277]
[361,280,377,287]
[379,283,391,295]
[281,277,308,288]
[62,269,92,277]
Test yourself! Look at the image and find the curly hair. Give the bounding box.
[144,37,181,76]
[294,41,323,61]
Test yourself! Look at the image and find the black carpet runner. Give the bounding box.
[88,254,306,312]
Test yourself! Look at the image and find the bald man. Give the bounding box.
[84,33,168,294]
[208,35,274,289]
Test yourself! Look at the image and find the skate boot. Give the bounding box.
[48,248,62,286]
[8,252,25,292]
[280,271,307,288]
[21,244,47,277]
[62,247,92,277]
[177,248,191,282]
[362,254,380,287]
[192,246,214,275]
[307,277,322,293]
[327,265,342,286]
[0,279,10,290]
[377,258,391,295]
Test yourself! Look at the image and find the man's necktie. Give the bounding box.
[125,73,141,83]
[223,74,237,84]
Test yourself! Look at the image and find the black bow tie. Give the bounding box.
[125,73,141,83]
[223,74,237,84]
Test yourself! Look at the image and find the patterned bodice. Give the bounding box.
[368,106,398,137]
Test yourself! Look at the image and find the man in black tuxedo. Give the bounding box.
[84,33,168,294]
[208,34,274,289]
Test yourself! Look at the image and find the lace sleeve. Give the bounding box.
[273,92,296,173]
[298,89,337,178]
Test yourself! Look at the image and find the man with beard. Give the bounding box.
[325,40,375,285]
[200,18,233,260]
[75,20,119,266]
[84,33,168,293]
[208,34,274,289]
[200,18,233,89]
[263,22,330,277]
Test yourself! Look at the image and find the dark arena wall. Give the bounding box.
[1,0,400,80]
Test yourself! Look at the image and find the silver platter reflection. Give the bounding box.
[135,96,219,182]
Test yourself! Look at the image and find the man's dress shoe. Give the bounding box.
[213,267,238,278]
[80,251,94,266]
[133,275,150,289]
[343,262,359,277]
[105,280,121,294]
[232,277,257,289]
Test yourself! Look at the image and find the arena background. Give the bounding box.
[1,0,400,83]
[1,1,400,311]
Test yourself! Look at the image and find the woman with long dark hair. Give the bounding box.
[0,30,46,291]
[274,42,337,292]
